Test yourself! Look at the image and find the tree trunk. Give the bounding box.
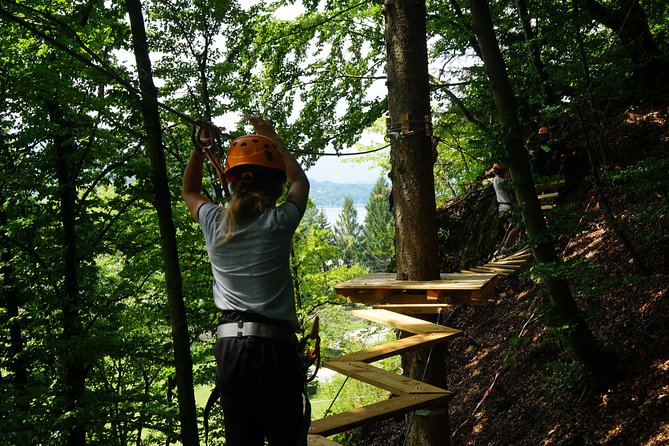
[124,1,200,444]
[385,0,440,282]
[49,104,87,446]
[578,0,667,87]
[515,0,557,105]
[385,1,448,445]
[470,0,620,392]
[0,205,29,396]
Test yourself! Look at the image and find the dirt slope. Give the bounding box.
[351,102,669,445]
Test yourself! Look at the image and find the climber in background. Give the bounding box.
[491,163,523,256]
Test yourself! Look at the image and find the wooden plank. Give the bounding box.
[340,290,474,305]
[309,393,452,437]
[307,435,341,446]
[538,192,559,200]
[323,361,449,395]
[329,331,461,363]
[469,267,512,276]
[488,259,527,265]
[541,204,555,210]
[350,309,455,334]
[482,263,518,271]
[373,304,452,314]
[335,273,497,291]
[535,179,566,192]
[335,273,499,305]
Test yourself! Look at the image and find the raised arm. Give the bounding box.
[182,149,211,222]
[246,115,310,215]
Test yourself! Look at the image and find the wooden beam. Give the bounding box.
[350,309,455,334]
[538,192,559,200]
[309,393,452,437]
[329,331,461,363]
[335,273,499,306]
[323,361,450,395]
[373,303,452,314]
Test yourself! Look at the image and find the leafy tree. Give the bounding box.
[470,0,620,392]
[125,0,200,443]
[333,196,361,267]
[359,176,395,271]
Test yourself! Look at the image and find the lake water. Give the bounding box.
[320,207,367,227]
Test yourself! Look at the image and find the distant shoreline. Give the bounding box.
[308,180,376,208]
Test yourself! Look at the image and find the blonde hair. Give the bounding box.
[219,167,285,244]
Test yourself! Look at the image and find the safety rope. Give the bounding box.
[450,297,539,441]
[191,120,232,200]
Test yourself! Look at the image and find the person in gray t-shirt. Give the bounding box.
[182,115,310,446]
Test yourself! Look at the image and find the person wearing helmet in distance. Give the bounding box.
[530,126,553,177]
[182,114,310,446]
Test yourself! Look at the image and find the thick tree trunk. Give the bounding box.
[385,0,439,282]
[385,1,448,445]
[49,105,87,446]
[470,0,620,392]
[125,1,200,444]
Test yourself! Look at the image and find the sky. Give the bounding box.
[235,1,389,184]
[305,155,384,184]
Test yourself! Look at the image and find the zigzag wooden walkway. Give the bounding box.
[306,247,532,445]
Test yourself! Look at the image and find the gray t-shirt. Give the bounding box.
[198,201,301,331]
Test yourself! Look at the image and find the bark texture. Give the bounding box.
[385,1,449,444]
[125,1,200,443]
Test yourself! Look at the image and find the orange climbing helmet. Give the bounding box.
[493,162,509,169]
[538,126,550,135]
[224,134,286,180]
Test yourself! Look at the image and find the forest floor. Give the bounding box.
[350,100,669,445]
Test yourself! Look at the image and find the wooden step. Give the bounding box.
[538,192,559,200]
[309,392,452,437]
[350,309,458,334]
[469,266,514,276]
[323,361,449,395]
[372,303,452,315]
[334,273,499,306]
[330,330,461,363]
[488,259,527,265]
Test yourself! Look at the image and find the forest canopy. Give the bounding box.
[0,0,667,444]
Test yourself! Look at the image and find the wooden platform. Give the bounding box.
[308,248,533,444]
[334,272,499,306]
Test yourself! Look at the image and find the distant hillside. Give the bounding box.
[309,180,376,208]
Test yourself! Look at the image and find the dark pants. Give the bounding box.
[214,315,304,446]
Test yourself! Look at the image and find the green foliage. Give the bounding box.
[310,320,401,419]
[2,0,667,442]
[359,176,395,271]
[542,360,584,404]
[333,196,362,266]
[602,158,669,243]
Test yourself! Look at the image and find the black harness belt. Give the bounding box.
[216,321,296,344]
